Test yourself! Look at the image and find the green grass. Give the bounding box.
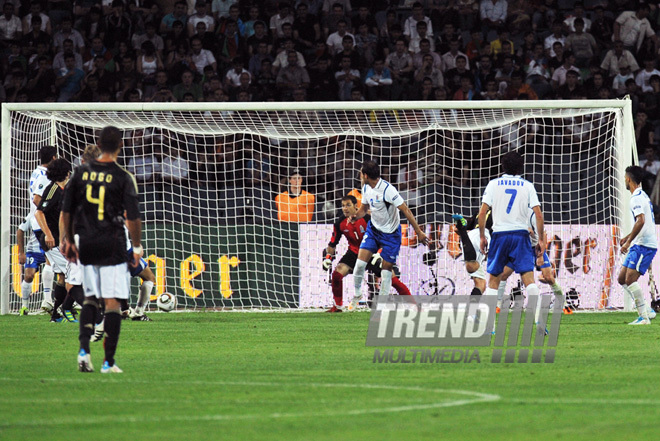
[0,311,658,440]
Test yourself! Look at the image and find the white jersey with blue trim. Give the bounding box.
[482,174,541,233]
[29,165,47,199]
[29,167,52,232]
[361,179,404,234]
[19,216,42,253]
[629,188,657,249]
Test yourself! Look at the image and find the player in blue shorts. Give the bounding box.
[496,208,566,314]
[478,152,545,317]
[348,160,429,310]
[618,166,656,325]
[16,217,47,315]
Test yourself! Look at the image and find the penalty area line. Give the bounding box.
[0,379,499,428]
[508,397,660,406]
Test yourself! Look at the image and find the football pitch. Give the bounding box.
[0,311,658,440]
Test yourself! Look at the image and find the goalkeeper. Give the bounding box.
[323,195,411,312]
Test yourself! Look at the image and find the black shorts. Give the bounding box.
[339,249,382,276]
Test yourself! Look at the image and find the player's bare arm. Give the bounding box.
[621,213,645,255]
[478,202,490,254]
[34,208,54,250]
[532,205,545,255]
[620,233,630,245]
[397,202,429,245]
[126,218,143,266]
[16,228,26,265]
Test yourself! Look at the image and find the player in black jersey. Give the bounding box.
[61,126,143,374]
[34,159,85,322]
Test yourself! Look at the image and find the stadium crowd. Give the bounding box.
[3,2,660,143]
[4,0,660,221]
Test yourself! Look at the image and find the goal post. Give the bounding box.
[1,100,638,313]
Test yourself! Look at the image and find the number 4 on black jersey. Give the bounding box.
[61,161,141,266]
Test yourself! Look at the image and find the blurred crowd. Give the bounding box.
[4,0,660,217]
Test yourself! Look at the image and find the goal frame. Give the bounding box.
[1,99,636,314]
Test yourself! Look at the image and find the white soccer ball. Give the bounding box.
[156,293,176,312]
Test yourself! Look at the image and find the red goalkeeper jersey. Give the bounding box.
[328,215,371,254]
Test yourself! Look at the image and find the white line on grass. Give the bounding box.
[509,398,660,405]
[0,379,499,427]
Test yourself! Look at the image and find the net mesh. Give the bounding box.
[3,104,633,311]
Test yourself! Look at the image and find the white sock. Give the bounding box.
[628,282,649,320]
[551,282,564,306]
[42,264,53,303]
[353,259,367,300]
[21,281,31,308]
[496,281,507,307]
[525,283,540,322]
[380,270,393,296]
[622,283,633,305]
[135,280,154,315]
[485,287,498,296]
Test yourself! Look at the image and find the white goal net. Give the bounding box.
[0,100,639,313]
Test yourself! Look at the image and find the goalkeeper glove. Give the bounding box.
[370,252,383,268]
[322,250,335,270]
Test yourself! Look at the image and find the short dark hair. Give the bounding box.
[98,126,122,153]
[361,160,379,180]
[502,151,524,175]
[39,145,57,165]
[342,195,358,205]
[46,158,70,182]
[626,165,646,184]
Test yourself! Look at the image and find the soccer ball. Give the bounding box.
[156,293,176,312]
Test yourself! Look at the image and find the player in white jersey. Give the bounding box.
[348,160,429,309]
[478,152,545,314]
[16,217,46,314]
[452,210,492,295]
[27,146,57,312]
[619,166,657,325]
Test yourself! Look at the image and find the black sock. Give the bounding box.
[79,298,98,354]
[120,299,129,312]
[457,228,477,261]
[62,293,74,311]
[470,287,483,296]
[52,283,67,317]
[68,285,85,306]
[103,310,122,367]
